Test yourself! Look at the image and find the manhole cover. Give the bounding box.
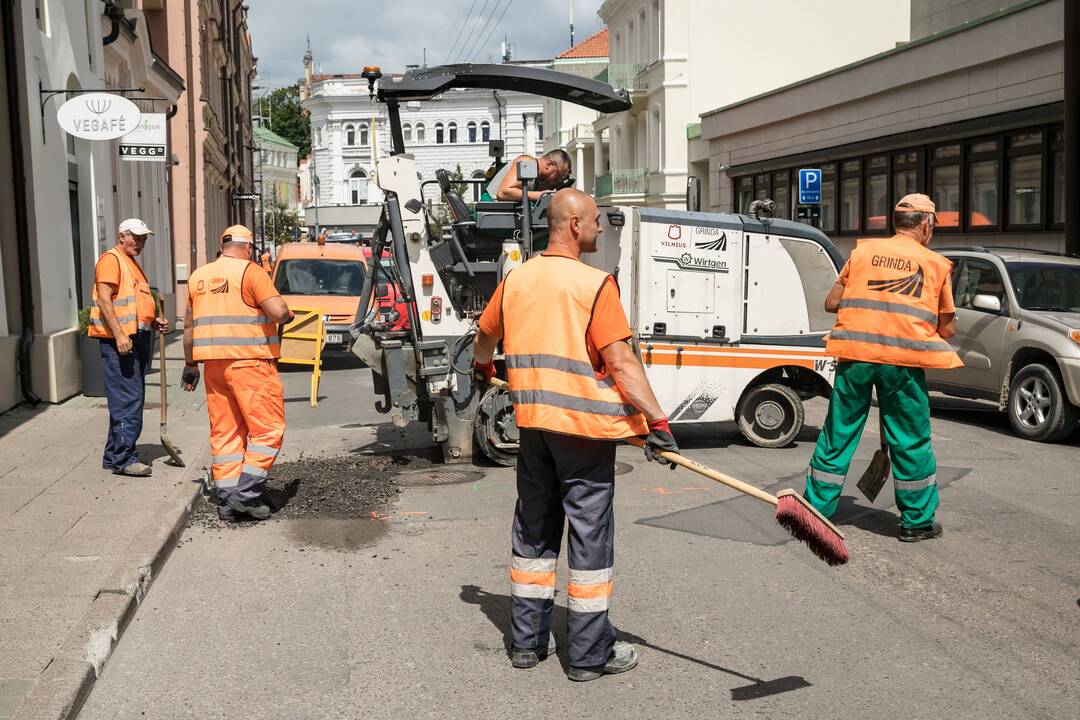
[396,468,485,486]
[614,461,633,476]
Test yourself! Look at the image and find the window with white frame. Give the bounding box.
[415,123,426,143]
[467,121,477,143]
[448,122,458,144]
[359,123,369,146]
[435,122,444,144]
[403,123,412,143]
[349,169,368,205]
[481,120,490,142]
[344,124,356,146]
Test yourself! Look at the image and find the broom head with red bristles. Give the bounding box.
[774,490,849,566]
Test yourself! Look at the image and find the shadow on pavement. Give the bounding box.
[929,395,1080,447]
[459,584,811,699]
[672,421,820,451]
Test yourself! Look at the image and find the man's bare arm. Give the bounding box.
[472,327,500,365]
[260,295,292,324]
[824,282,845,313]
[600,340,665,423]
[938,312,957,339]
[495,155,545,202]
[182,305,195,364]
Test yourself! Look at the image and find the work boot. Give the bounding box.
[227,497,271,520]
[510,637,557,669]
[566,641,638,682]
[898,521,943,543]
[216,503,239,521]
[115,462,152,477]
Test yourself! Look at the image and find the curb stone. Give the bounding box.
[12,461,206,720]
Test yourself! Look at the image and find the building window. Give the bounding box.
[1006,131,1042,227]
[467,121,477,143]
[892,149,919,201]
[349,169,368,205]
[864,155,888,232]
[537,118,544,140]
[840,160,860,233]
[772,170,789,221]
[415,123,425,143]
[931,144,960,229]
[344,124,355,146]
[359,123,370,146]
[448,122,457,144]
[1052,128,1065,226]
[967,138,999,228]
[754,174,769,203]
[736,176,753,214]
[435,122,444,144]
[403,123,412,143]
[481,120,490,142]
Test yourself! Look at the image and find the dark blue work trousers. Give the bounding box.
[511,428,617,668]
[100,331,152,471]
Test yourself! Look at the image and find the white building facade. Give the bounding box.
[301,64,547,233]
[592,0,911,209]
[0,1,182,411]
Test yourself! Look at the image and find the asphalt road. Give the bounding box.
[79,360,1080,720]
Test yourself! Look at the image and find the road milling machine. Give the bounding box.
[350,64,845,464]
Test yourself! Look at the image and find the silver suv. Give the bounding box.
[925,247,1080,443]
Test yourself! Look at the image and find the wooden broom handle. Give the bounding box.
[486,377,779,507]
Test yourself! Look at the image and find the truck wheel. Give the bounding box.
[736,383,804,448]
[1007,363,1078,442]
[474,385,519,466]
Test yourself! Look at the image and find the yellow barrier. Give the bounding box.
[278,307,325,407]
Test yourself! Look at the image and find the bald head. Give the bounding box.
[546,188,603,256]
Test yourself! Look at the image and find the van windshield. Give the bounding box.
[274,259,366,296]
[1006,263,1080,312]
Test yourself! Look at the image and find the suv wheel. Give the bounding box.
[736,383,804,448]
[1007,363,1078,442]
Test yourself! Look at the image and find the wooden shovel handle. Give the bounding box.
[485,377,779,507]
[156,296,168,424]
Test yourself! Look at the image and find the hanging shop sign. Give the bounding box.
[56,93,141,141]
[119,113,167,162]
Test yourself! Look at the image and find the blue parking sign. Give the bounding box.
[799,168,822,204]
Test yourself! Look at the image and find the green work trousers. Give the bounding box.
[805,361,939,529]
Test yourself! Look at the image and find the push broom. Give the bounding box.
[487,379,848,565]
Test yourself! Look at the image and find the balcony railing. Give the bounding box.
[598,64,648,93]
[542,123,597,152]
[595,169,647,198]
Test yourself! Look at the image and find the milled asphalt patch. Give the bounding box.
[12,460,205,720]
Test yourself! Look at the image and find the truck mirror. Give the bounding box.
[686,176,701,212]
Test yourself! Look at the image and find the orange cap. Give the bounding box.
[894,193,937,217]
[220,225,254,243]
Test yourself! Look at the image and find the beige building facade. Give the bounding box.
[702,0,1066,256]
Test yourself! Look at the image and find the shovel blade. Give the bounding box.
[160,423,186,467]
[856,448,890,502]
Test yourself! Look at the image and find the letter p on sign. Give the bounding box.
[798,168,822,204]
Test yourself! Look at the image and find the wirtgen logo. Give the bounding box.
[868,266,925,297]
[694,232,727,252]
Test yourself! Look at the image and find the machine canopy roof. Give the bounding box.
[377,64,632,113]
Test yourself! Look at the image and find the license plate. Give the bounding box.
[326,333,343,345]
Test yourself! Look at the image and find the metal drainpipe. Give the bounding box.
[184,0,197,271]
[2,0,42,405]
[102,0,125,46]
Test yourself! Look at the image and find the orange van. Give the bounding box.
[271,241,367,355]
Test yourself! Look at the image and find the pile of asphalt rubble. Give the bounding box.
[188,452,433,529]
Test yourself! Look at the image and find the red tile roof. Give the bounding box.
[557,28,608,59]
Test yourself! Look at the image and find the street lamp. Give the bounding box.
[312,173,321,239]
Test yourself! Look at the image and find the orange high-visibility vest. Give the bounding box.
[188,256,280,361]
[827,234,962,369]
[502,254,647,439]
[88,247,156,338]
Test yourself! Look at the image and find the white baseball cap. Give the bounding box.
[118,218,154,236]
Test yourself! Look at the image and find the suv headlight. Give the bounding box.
[1071,329,1080,349]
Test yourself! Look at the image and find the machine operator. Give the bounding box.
[487,148,573,202]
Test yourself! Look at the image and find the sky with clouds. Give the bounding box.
[247,0,606,89]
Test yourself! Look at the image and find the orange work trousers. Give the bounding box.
[204,358,285,501]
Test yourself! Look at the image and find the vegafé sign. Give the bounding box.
[56,93,142,141]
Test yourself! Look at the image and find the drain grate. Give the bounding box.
[396,468,485,486]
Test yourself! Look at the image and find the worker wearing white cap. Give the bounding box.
[89,218,168,477]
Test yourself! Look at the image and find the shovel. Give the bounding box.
[156,297,185,467]
[856,410,888,502]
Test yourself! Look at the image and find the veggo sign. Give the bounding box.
[119,114,166,162]
[56,93,141,141]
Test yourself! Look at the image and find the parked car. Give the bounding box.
[925,247,1080,442]
[271,241,367,355]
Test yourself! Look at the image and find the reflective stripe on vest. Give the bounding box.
[501,254,647,439]
[188,257,280,361]
[88,248,156,339]
[826,235,962,370]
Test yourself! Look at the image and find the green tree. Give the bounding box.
[261,203,301,246]
[261,84,310,158]
[429,164,467,238]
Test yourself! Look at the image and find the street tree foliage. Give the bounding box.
[430,164,468,237]
[262,203,302,246]
[261,84,311,159]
